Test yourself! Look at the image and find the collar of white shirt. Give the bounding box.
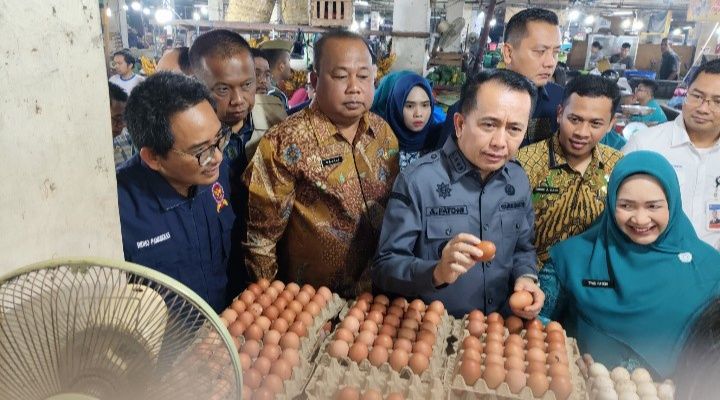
[670,113,720,150]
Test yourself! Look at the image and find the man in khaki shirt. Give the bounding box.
[243,31,399,297]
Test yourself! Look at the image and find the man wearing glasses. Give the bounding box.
[117,72,236,312]
[624,59,720,251]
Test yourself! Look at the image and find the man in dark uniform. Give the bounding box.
[372,70,545,318]
[437,8,563,149]
[117,72,235,312]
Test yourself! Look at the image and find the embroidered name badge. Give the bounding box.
[136,232,171,249]
[582,279,615,288]
[426,205,469,216]
[533,186,560,194]
[321,156,343,167]
[500,200,526,210]
[212,182,229,213]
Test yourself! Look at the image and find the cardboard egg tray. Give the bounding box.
[443,318,589,400]
[304,353,446,400]
[583,364,675,400]
[335,299,456,382]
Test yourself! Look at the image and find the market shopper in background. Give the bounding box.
[372,70,544,318]
[243,30,399,298]
[156,46,192,75]
[627,79,668,125]
[251,48,272,95]
[538,151,720,379]
[109,82,136,167]
[117,72,236,312]
[109,49,145,95]
[516,75,623,269]
[658,38,681,80]
[623,59,720,250]
[259,39,294,110]
[609,42,634,69]
[588,41,604,69]
[437,8,563,148]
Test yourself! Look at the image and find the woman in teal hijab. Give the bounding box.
[371,70,413,119]
[539,151,720,379]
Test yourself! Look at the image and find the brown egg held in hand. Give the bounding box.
[475,240,496,261]
[509,290,534,313]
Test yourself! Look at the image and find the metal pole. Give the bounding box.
[474,0,497,75]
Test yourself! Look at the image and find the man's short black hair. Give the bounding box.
[592,41,603,50]
[504,8,559,45]
[124,72,215,156]
[636,79,657,95]
[687,58,720,87]
[313,29,372,72]
[250,47,267,61]
[562,74,620,116]
[264,48,290,69]
[175,46,192,75]
[621,42,631,49]
[108,81,128,103]
[189,29,251,73]
[459,69,538,116]
[112,49,135,67]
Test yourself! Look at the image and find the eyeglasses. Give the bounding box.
[171,127,231,167]
[685,92,720,112]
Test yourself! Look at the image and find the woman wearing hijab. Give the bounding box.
[371,70,413,119]
[385,73,439,170]
[539,151,720,379]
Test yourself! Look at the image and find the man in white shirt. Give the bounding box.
[109,50,145,95]
[623,59,720,250]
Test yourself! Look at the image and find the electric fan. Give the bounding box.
[0,258,242,400]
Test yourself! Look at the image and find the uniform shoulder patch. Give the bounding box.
[436,182,452,199]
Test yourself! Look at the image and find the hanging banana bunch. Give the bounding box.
[140,55,157,76]
[376,53,396,82]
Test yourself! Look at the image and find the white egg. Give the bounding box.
[615,379,638,394]
[618,393,640,400]
[640,397,659,400]
[590,362,611,378]
[593,376,615,391]
[595,390,620,400]
[657,383,674,400]
[637,382,657,397]
[631,368,653,383]
[611,366,631,382]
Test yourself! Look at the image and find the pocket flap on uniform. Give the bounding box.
[501,214,528,237]
[426,217,469,240]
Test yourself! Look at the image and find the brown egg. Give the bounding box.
[304,301,321,317]
[545,321,563,333]
[297,311,314,328]
[394,338,413,353]
[483,364,506,389]
[373,334,393,348]
[505,315,524,334]
[301,284,316,296]
[253,388,277,400]
[257,294,272,309]
[463,336,482,351]
[409,299,426,312]
[281,348,300,367]
[242,385,252,400]
[420,321,438,333]
[389,348,410,372]
[253,356,272,375]
[509,290,533,312]
[328,339,350,358]
[257,278,271,289]
[279,331,300,350]
[348,342,369,363]
[484,353,504,367]
[241,339,261,358]
[548,362,570,378]
[270,358,293,380]
[368,345,389,367]
[386,392,405,400]
[271,317,289,334]
[428,300,444,314]
[545,330,565,344]
[397,328,416,342]
[238,311,255,327]
[369,303,387,314]
[245,324,264,341]
[364,310,382,325]
[487,312,504,324]
[239,352,252,371]
[317,286,332,301]
[279,290,294,303]
[288,300,304,314]
[219,316,231,328]
[296,291,311,306]
[486,332,504,343]
[525,318,543,331]
[311,293,327,308]
[417,329,437,346]
[505,333,524,347]
[379,324,397,338]
[387,305,404,318]
[505,356,525,371]
[335,327,354,343]
[279,309,296,324]
[546,341,565,353]
[400,319,419,331]
[357,292,374,303]
[526,338,546,350]
[259,343,281,361]
[286,282,300,295]
[228,320,246,337]
[423,310,441,326]
[527,347,547,363]
[239,291,256,305]
[220,308,238,323]
[460,359,482,386]
[474,240,497,261]
[484,340,504,356]
[527,372,549,397]
[405,309,423,323]
[412,341,433,358]
[262,373,284,395]
[463,348,483,363]
[373,294,390,306]
[549,375,573,400]
[334,387,361,400]
[504,343,524,359]
[273,297,288,311]
[409,353,430,375]
[255,316,271,331]
[525,328,545,341]
[505,368,527,394]
[347,307,365,321]
[527,360,548,375]
[231,299,247,314]
[547,350,568,365]
[248,283,263,297]
[392,297,408,309]
[263,329,282,345]
[356,330,375,346]
[361,388,383,400]
[354,299,371,313]
[264,286,279,300]
[467,319,486,337]
[289,321,307,337]
[244,367,263,389]
[270,280,285,292]
[468,310,485,321]
[341,316,361,333]
[262,305,280,320]
[361,320,379,334]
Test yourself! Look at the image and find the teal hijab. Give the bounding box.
[370,70,413,119]
[550,151,720,378]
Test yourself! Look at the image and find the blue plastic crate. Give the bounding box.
[623,70,657,80]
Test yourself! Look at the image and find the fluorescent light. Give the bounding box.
[193,11,201,20]
[612,11,633,16]
[105,7,112,17]
[200,6,208,15]
[621,19,631,29]
[682,25,692,30]
[143,7,150,15]
[131,1,141,11]
[584,15,595,25]
[122,4,129,11]
[350,21,359,32]
[154,8,173,24]
[355,0,369,6]
[360,21,367,29]
[568,10,580,22]
[632,20,644,30]
[490,18,497,27]
[673,28,682,35]
[165,25,173,35]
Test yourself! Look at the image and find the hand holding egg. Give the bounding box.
[432,233,484,286]
[510,278,545,319]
